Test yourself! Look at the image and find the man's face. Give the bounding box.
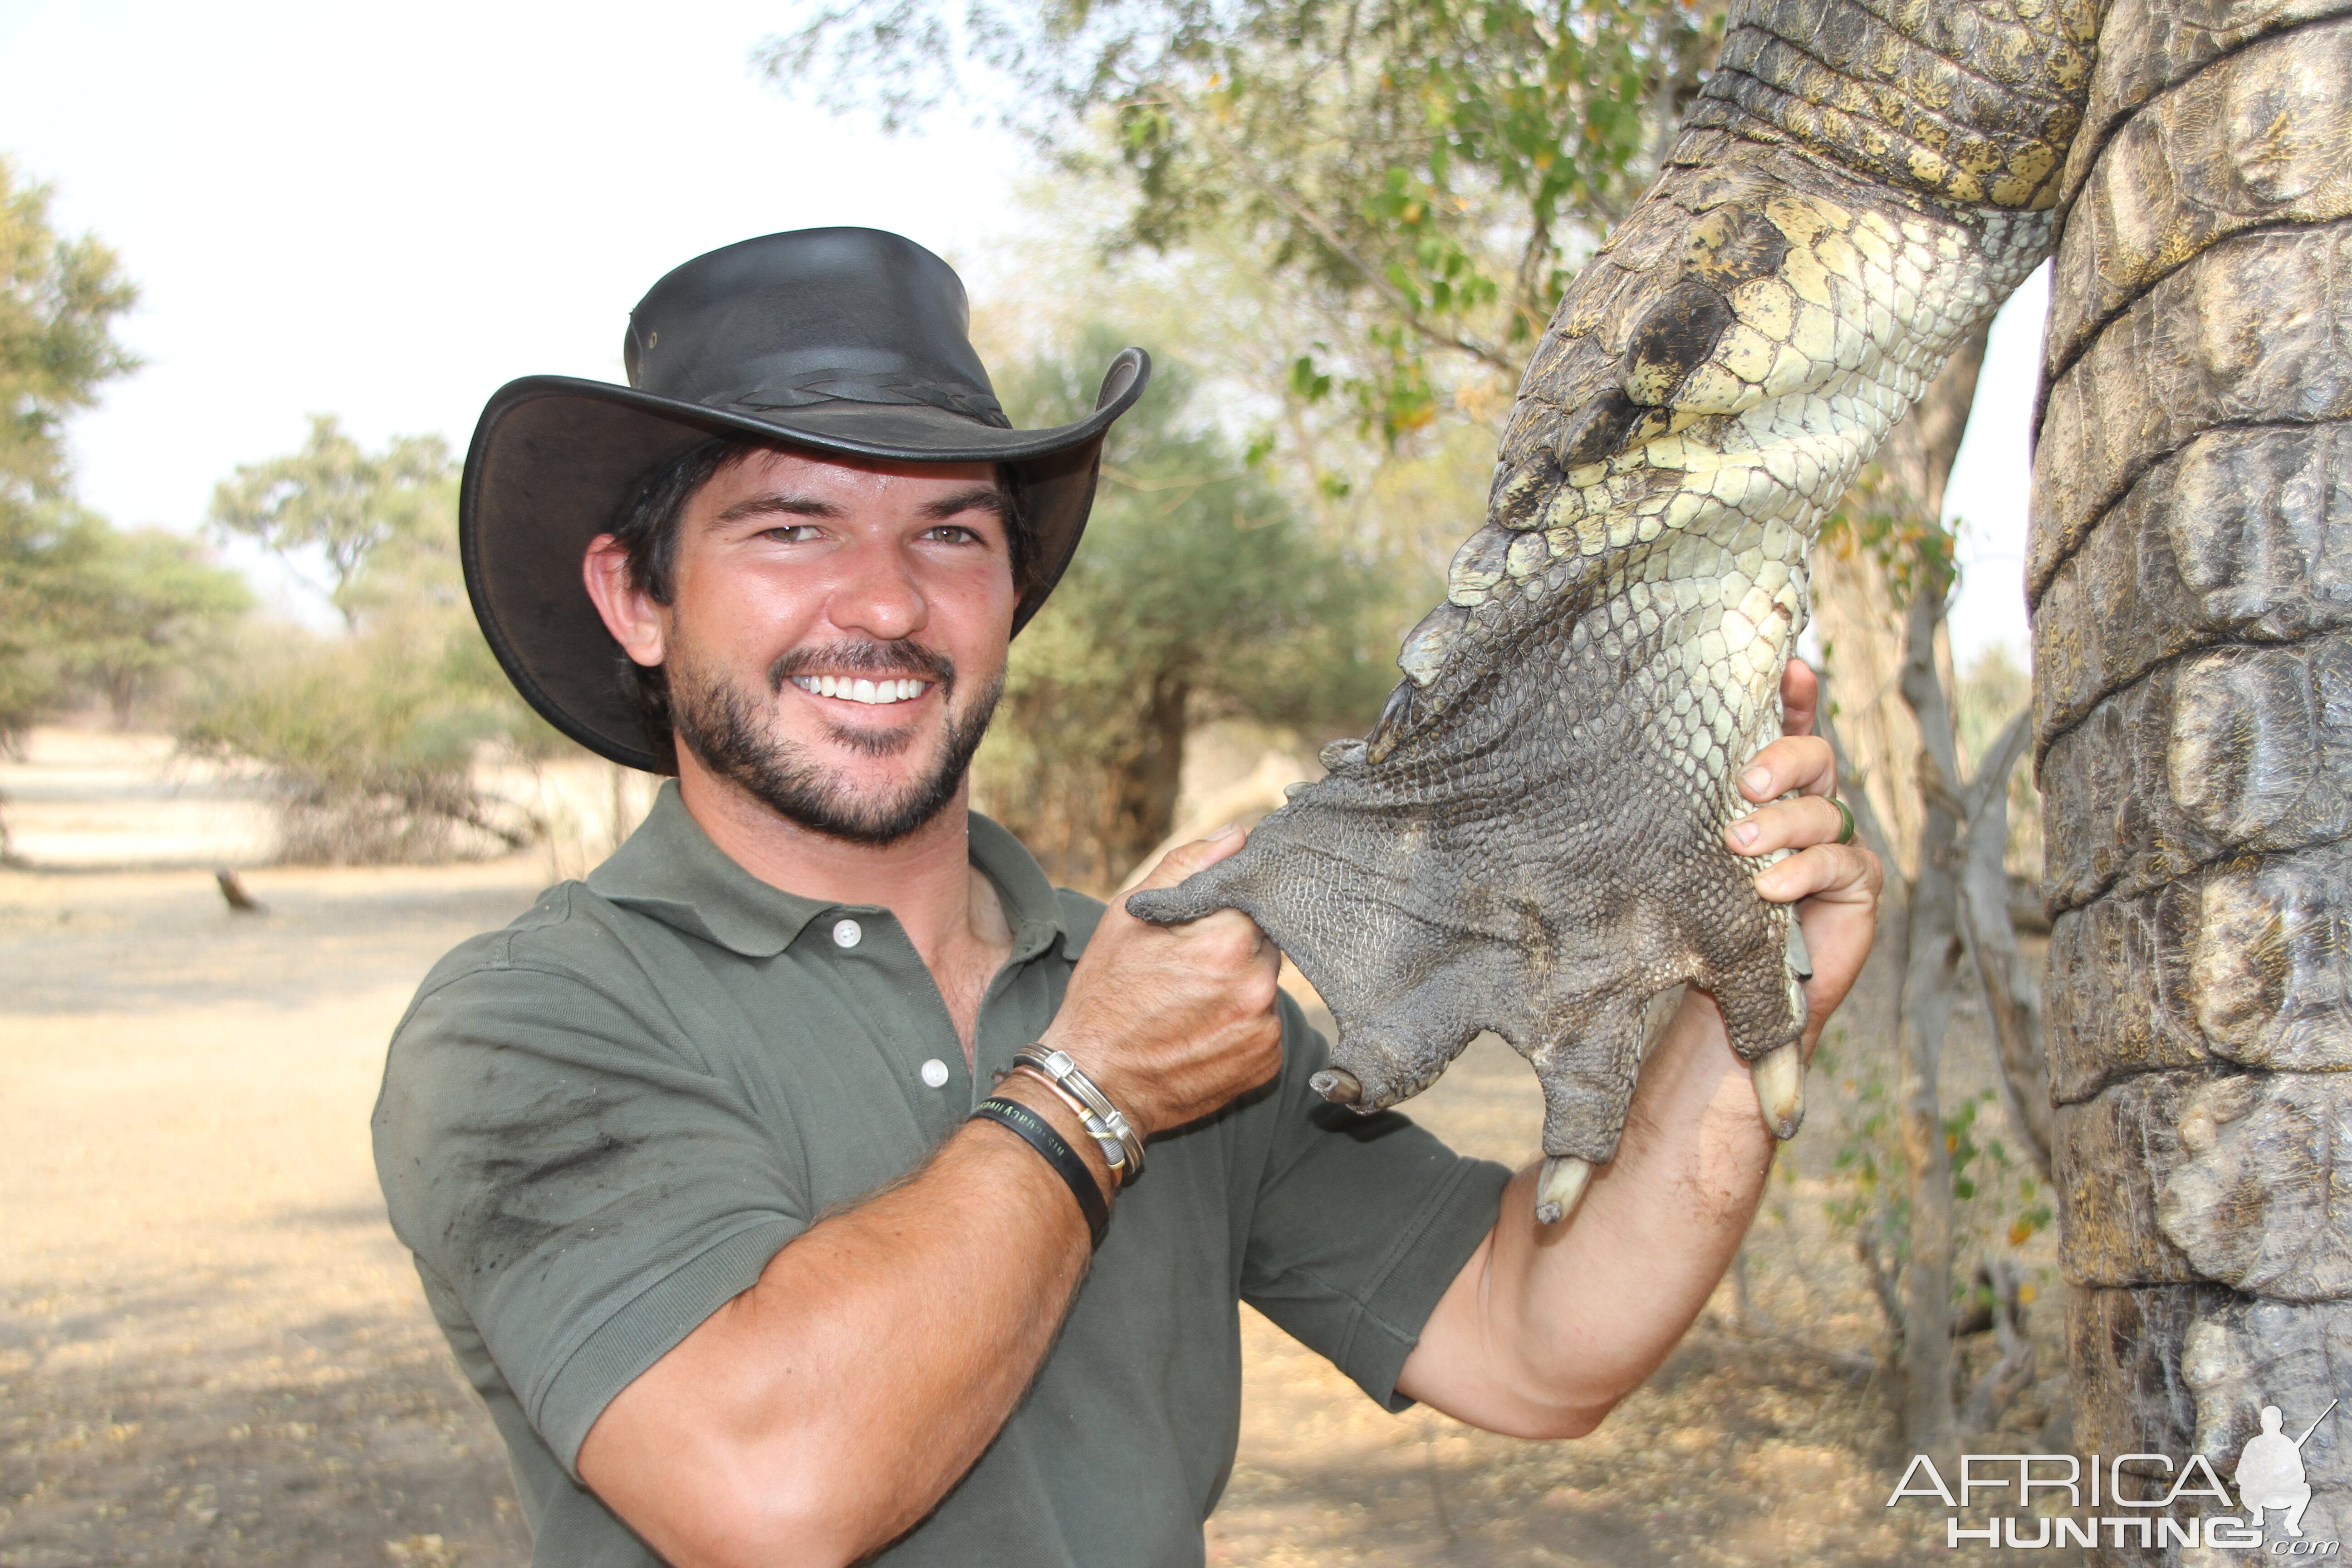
[628,447,1016,846]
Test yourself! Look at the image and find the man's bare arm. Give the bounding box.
[1396,661,1883,1435]
[575,832,1284,1568]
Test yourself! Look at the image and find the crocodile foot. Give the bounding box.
[1127,589,1810,1221]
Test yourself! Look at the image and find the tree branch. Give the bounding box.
[1958,1257,2036,1435]
[1855,1215,1905,1344]
[1817,702,1899,874]
[1952,707,2053,1181]
[1155,93,1523,377]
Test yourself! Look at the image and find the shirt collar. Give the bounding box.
[588,781,1069,960]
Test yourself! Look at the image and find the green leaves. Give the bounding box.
[0,159,196,742]
[974,328,1400,888]
[179,413,550,862]
[0,157,139,509]
[1289,353,1334,402]
[206,415,455,630]
[760,0,1721,446]
[0,504,250,737]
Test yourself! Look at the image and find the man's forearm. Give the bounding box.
[1396,991,1775,1436]
[578,1077,1107,1568]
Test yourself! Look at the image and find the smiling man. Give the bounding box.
[373,228,1880,1568]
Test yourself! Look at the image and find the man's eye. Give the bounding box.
[923,524,980,544]
[762,524,822,544]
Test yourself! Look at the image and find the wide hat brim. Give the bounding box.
[461,347,1147,773]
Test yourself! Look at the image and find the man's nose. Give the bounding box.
[825,537,928,641]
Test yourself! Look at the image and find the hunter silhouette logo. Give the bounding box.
[1885,1396,2342,1552]
[2240,1401,2336,1541]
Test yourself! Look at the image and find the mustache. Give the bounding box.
[768,639,956,692]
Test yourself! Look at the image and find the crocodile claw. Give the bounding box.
[1310,1068,1362,1106]
[1752,1044,1805,1140]
[1535,1156,1595,1225]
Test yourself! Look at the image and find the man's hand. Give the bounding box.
[1046,827,1284,1140]
[1721,657,1882,1056]
[576,826,1289,1568]
[1398,656,1882,1439]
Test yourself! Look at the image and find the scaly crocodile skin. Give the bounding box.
[2024,0,2352,1547]
[1132,0,2087,1221]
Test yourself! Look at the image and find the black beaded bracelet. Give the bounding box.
[971,1096,1110,1248]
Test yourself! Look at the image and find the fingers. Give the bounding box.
[1737,734,1836,803]
[1788,857,1882,1051]
[1752,841,1882,906]
[1779,657,1819,739]
[1186,906,1278,971]
[1127,823,1245,892]
[1725,792,1848,856]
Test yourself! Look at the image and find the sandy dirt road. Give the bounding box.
[1,846,1936,1566]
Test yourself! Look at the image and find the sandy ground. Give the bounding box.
[0,859,539,1567]
[1,729,2052,1565]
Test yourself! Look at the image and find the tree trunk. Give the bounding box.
[2032,2,2352,1556]
[1107,673,1190,877]
[1809,323,1988,883]
[1817,327,1990,1451]
[1952,709,2052,1181]
[1895,584,1966,1457]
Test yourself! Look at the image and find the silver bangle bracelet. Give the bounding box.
[1010,1064,1128,1178]
[1015,1044,1146,1183]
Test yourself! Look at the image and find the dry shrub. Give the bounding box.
[179,617,552,866]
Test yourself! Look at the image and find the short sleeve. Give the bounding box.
[1238,1004,1514,1411]
[372,945,806,1472]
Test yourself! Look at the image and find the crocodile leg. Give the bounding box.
[1131,0,2092,1217]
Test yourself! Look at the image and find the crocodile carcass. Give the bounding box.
[1129,0,2091,1222]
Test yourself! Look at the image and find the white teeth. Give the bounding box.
[799,674,929,706]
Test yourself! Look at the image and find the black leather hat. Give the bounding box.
[460,226,1150,773]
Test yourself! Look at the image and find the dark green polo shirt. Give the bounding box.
[372,784,1511,1568]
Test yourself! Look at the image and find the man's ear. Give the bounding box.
[583,535,666,667]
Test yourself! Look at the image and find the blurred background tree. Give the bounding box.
[179,420,559,863]
[208,413,456,631]
[765,0,1720,449]
[0,155,136,504]
[975,330,1400,890]
[0,157,247,759]
[15,509,252,725]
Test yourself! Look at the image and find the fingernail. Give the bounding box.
[1731,819,1759,846]
[1741,766,1771,796]
[1207,823,1239,839]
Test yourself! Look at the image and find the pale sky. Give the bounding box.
[2,0,2041,658]
[0,0,1028,617]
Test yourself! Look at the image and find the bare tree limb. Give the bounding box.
[1951,708,2053,1180]
[1855,1215,1905,1342]
[1958,1257,2037,1435]
[1893,582,1965,1455]
[1818,702,1900,876]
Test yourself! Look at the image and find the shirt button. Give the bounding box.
[920,1058,950,1088]
[831,918,862,949]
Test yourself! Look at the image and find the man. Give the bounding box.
[375,227,1879,1568]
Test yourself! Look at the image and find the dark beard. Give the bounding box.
[671,639,1003,848]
